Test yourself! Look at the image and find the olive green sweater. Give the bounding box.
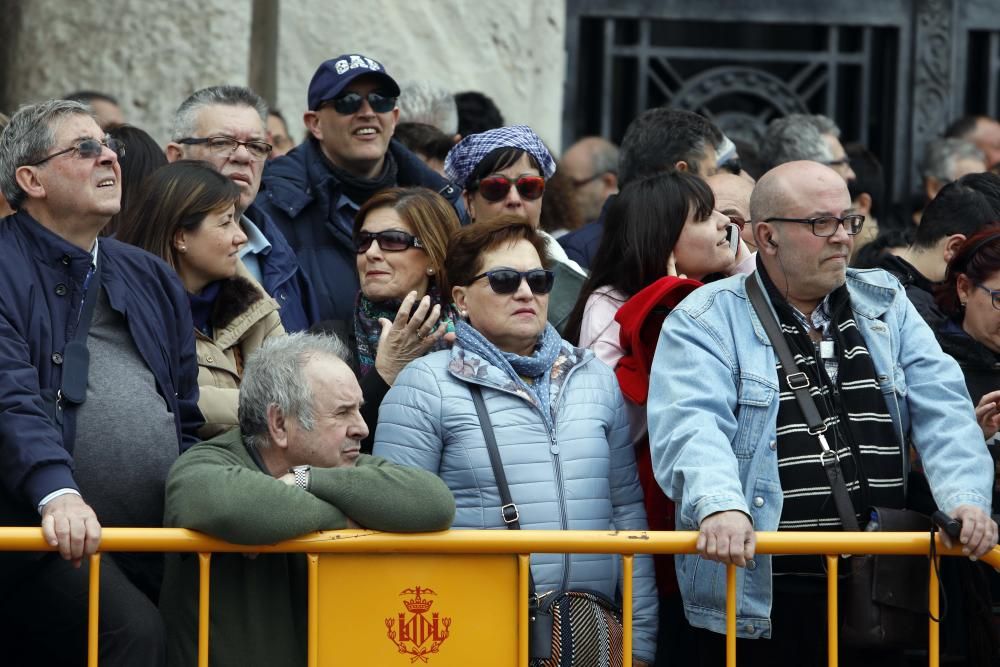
[159,428,455,667]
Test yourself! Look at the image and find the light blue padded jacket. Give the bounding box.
[648,269,993,639]
[374,340,658,664]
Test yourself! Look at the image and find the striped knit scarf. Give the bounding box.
[763,274,906,573]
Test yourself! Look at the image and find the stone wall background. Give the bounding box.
[0,0,567,151]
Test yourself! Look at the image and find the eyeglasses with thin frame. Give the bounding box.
[470,268,555,295]
[973,282,1000,310]
[722,212,746,229]
[354,230,425,254]
[176,136,273,161]
[27,136,125,167]
[473,175,546,203]
[322,91,397,115]
[762,214,865,237]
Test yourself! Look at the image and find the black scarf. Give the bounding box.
[759,268,905,574]
[323,145,399,205]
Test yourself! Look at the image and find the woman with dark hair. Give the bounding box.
[564,170,741,667]
[374,215,657,666]
[928,226,1000,666]
[444,125,587,332]
[565,171,736,358]
[105,124,167,236]
[118,160,284,438]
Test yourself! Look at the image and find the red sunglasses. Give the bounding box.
[473,175,546,202]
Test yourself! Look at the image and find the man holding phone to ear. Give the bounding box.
[648,160,996,666]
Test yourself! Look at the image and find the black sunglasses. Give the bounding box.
[324,91,397,115]
[28,136,124,167]
[355,230,425,254]
[471,269,554,295]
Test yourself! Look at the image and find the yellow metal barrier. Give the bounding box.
[0,528,997,666]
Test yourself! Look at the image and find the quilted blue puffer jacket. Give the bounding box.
[373,340,658,664]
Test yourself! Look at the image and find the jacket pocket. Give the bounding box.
[733,375,776,459]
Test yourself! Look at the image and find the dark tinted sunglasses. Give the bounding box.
[28,136,125,167]
[471,269,554,295]
[354,230,425,254]
[325,91,397,115]
[473,175,546,203]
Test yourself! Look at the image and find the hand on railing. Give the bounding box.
[939,505,999,560]
[697,510,756,567]
[40,494,101,568]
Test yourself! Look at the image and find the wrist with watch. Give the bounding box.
[289,465,311,490]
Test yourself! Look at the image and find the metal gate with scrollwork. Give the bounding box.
[564,0,1000,200]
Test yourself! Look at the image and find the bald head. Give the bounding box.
[750,161,848,222]
[751,161,854,314]
[560,136,620,221]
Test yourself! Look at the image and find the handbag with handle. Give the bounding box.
[468,384,626,666]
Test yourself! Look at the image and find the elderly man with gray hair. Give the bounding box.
[159,332,455,667]
[920,136,986,201]
[0,99,202,666]
[761,113,857,183]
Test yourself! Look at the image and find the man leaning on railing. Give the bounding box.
[159,333,456,667]
[648,160,997,667]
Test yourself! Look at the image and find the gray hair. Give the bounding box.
[238,332,351,450]
[170,85,269,141]
[590,139,620,176]
[760,113,837,170]
[396,80,459,136]
[921,137,985,183]
[0,99,94,209]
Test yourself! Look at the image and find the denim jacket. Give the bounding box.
[647,269,993,638]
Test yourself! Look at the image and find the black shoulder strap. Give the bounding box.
[59,265,102,406]
[745,275,860,531]
[469,384,521,529]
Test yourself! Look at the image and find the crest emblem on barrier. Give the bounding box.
[385,586,451,662]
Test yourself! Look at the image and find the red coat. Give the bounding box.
[614,276,701,594]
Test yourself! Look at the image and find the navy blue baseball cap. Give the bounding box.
[307,54,401,111]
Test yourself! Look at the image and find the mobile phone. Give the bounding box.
[725,223,741,257]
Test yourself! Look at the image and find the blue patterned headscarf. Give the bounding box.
[444,125,557,189]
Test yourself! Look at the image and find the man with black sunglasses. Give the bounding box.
[0,99,204,666]
[256,53,466,323]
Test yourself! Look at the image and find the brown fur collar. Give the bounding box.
[213,276,265,330]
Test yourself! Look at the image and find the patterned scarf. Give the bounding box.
[455,319,563,428]
[759,268,905,574]
[353,283,456,378]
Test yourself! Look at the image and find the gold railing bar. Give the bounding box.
[308,554,319,667]
[726,564,736,667]
[88,553,101,667]
[197,552,211,667]
[518,554,530,667]
[928,554,940,667]
[622,554,633,663]
[826,555,838,667]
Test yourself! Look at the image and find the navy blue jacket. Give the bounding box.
[243,203,320,332]
[255,138,464,322]
[557,195,616,269]
[0,211,202,510]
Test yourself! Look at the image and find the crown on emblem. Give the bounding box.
[401,586,436,613]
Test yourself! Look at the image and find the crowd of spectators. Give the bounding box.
[1,49,999,667]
